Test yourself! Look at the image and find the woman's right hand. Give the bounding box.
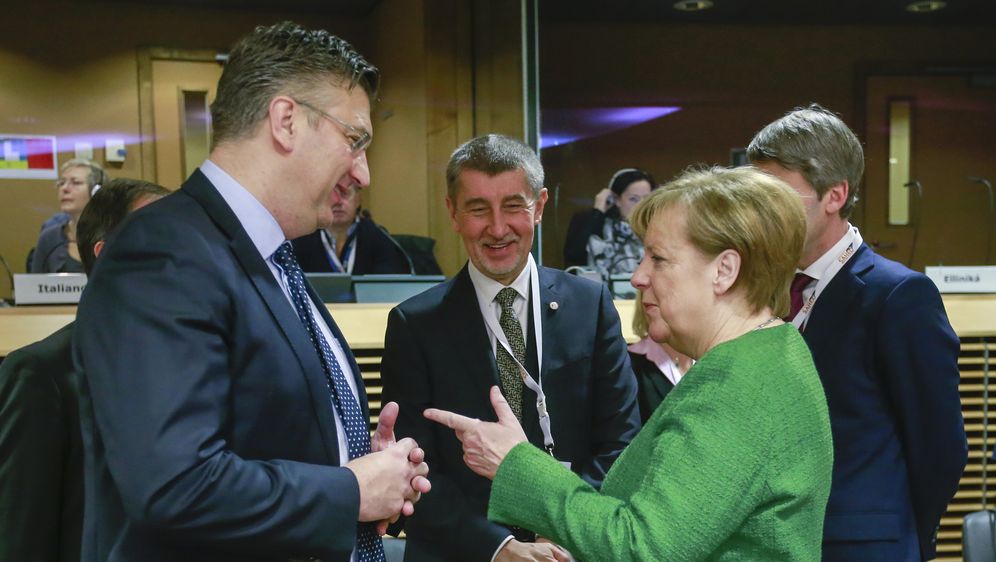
[423,386,527,480]
[593,188,615,213]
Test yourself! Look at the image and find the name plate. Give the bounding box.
[14,273,88,304]
[925,266,996,293]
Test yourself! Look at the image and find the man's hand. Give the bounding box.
[423,386,527,480]
[369,402,430,534]
[372,401,400,453]
[345,438,431,527]
[496,539,570,562]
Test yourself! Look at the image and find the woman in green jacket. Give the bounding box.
[426,166,834,561]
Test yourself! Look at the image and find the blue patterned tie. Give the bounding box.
[272,242,385,562]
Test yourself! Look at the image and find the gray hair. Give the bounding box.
[746,103,864,218]
[445,134,544,200]
[210,21,380,147]
[60,158,107,190]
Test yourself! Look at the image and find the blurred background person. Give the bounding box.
[427,166,833,561]
[29,158,107,273]
[292,183,412,274]
[0,178,168,562]
[563,167,656,278]
[628,289,692,424]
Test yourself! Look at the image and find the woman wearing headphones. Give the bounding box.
[30,158,107,273]
[563,167,657,278]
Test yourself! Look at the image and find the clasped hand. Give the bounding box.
[345,401,431,534]
[423,386,528,480]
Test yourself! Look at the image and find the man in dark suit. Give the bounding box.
[381,134,640,562]
[748,104,967,562]
[292,182,412,275]
[0,178,169,562]
[74,22,428,562]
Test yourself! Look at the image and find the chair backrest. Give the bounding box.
[963,509,996,562]
[392,234,443,275]
[382,537,406,562]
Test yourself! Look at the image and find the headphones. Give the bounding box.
[89,165,109,196]
[607,168,640,193]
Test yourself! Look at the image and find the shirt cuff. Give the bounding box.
[490,535,515,562]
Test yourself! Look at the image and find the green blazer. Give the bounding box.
[489,324,833,561]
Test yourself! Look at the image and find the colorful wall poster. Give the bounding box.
[0,135,58,179]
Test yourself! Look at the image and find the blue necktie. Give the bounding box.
[272,242,385,562]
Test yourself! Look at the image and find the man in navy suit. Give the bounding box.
[381,134,641,562]
[74,22,428,562]
[748,104,967,561]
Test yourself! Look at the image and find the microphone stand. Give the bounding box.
[903,180,923,268]
[376,224,416,275]
[0,254,15,305]
[968,176,994,264]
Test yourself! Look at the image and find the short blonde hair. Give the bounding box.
[630,166,806,317]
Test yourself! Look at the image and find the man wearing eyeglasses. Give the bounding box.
[74,22,429,562]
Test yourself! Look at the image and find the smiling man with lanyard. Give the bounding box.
[380,134,640,562]
[749,104,967,562]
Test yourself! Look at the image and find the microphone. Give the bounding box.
[903,180,923,267]
[376,224,416,275]
[0,253,15,305]
[968,176,994,264]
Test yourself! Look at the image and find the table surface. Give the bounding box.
[0,295,990,357]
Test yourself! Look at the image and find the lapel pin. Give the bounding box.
[549,301,559,310]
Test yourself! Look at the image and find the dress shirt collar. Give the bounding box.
[468,257,533,308]
[199,159,286,261]
[800,223,857,281]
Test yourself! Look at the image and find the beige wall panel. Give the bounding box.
[367,0,430,239]
[424,0,475,275]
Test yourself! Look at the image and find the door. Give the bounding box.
[149,59,223,190]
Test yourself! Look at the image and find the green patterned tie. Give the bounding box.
[495,287,525,421]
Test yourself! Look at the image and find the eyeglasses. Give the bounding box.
[55,177,88,189]
[293,98,372,154]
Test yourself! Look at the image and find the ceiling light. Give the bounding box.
[673,0,714,12]
[906,1,946,13]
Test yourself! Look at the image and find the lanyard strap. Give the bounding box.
[320,228,358,274]
[480,255,555,455]
[792,226,863,331]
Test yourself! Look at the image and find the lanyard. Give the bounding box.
[479,255,555,455]
[320,229,357,274]
[792,226,863,331]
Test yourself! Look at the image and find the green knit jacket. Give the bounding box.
[489,324,833,561]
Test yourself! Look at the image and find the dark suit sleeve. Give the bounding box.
[877,274,967,547]
[0,348,67,562]
[381,307,512,560]
[575,283,641,486]
[563,210,605,267]
[76,217,359,558]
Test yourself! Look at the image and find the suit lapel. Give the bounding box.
[182,172,342,462]
[443,267,504,415]
[803,244,873,361]
[537,267,565,379]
